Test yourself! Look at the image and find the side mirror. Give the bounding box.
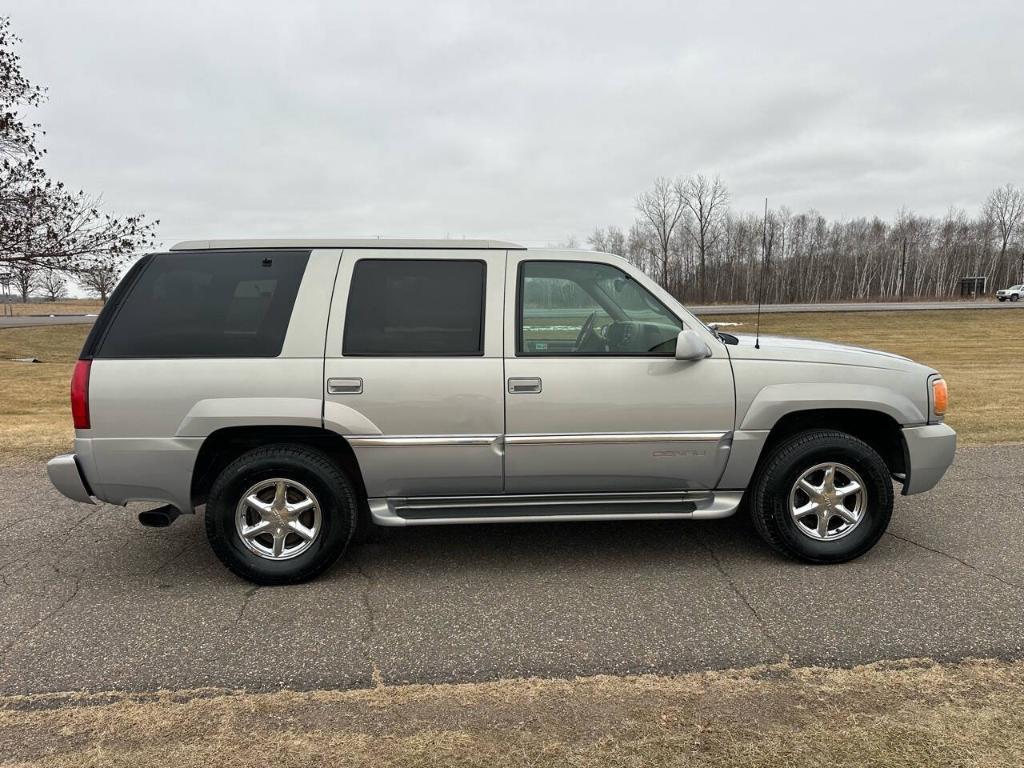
[675,329,711,361]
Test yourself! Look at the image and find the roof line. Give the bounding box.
[170,238,526,251]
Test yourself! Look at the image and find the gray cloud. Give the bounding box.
[9,0,1024,246]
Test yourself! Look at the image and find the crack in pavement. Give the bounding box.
[697,535,784,659]
[236,585,260,624]
[150,543,191,578]
[0,509,102,576]
[0,573,82,662]
[354,555,383,687]
[886,531,1024,593]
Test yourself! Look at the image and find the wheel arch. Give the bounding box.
[759,408,906,477]
[190,425,369,513]
[721,407,907,490]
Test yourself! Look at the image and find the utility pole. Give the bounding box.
[900,237,907,302]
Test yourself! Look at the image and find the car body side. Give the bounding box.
[48,244,955,517]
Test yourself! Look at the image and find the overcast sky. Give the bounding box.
[8,0,1024,247]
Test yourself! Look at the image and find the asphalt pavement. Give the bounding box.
[1,444,1022,694]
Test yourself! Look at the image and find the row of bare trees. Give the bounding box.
[0,17,155,303]
[590,177,1024,304]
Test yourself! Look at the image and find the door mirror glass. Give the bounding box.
[675,329,711,361]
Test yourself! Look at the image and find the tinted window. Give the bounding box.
[95,250,309,358]
[343,259,486,356]
[518,260,682,356]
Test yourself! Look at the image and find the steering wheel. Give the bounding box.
[575,311,598,351]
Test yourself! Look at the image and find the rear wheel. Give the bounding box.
[749,430,893,563]
[205,444,358,584]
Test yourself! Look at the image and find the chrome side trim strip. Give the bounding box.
[349,432,728,448]
[349,435,499,447]
[504,431,728,446]
[399,490,697,511]
[368,490,743,527]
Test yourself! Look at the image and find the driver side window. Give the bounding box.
[517,261,683,356]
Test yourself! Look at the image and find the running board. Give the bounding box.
[368,490,743,527]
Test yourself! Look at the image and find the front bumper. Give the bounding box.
[901,423,957,495]
[46,454,96,504]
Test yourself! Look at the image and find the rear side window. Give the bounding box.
[94,250,309,358]
[343,259,486,356]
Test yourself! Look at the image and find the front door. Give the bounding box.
[503,253,735,494]
[323,248,507,498]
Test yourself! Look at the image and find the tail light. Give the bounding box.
[71,359,92,429]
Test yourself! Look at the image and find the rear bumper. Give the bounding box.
[70,436,200,513]
[901,423,957,495]
[46,454,96,505]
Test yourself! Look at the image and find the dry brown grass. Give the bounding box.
[2,299,103,316]
[1,658,1021,767]
[0,309,1019,463]
[0,325,87,463]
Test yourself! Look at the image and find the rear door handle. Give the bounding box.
[508,377,542,394]
[327,377,363,395]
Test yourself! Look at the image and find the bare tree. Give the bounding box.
[39,267,66,301]
[0,17,156,274]
[680,174,729,302]
[10,260,36,301]
[983,184,1024,276]
[588,226,627,257]
[78,260,121,302]
[635,177,685,288]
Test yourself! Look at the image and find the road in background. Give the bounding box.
[0,315,96,328]
[693,300,1024,315]
[2,444,1021,694]
[2,301,1021,328]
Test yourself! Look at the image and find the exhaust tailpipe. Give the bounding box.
[138,504,182,528]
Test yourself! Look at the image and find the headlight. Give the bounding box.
[930,377,948,421]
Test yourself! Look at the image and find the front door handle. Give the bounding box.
[508,377,542,394]
[327,377,363,395]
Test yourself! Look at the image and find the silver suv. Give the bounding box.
[48,240,956,584]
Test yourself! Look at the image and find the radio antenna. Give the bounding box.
[754,198,769,350]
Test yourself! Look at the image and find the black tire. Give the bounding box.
[205,444,358,585]
[998,297,1006,302]
[748,429,893,564]
[1012,294,1020,302]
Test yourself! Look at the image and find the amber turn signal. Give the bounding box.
[931,378,948,416]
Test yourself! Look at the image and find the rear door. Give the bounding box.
[323,249,506,498]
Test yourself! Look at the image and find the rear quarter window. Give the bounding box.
[91,250,310,358]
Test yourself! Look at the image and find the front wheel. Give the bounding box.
[205,444,358,585]
[1012,294,1020,302]
[998,297,1006,302]
[748,430,894,563]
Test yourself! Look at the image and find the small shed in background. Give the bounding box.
[959,276,988,297]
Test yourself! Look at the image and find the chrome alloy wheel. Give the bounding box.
[235,478,322,560]
[788,462,866,542]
